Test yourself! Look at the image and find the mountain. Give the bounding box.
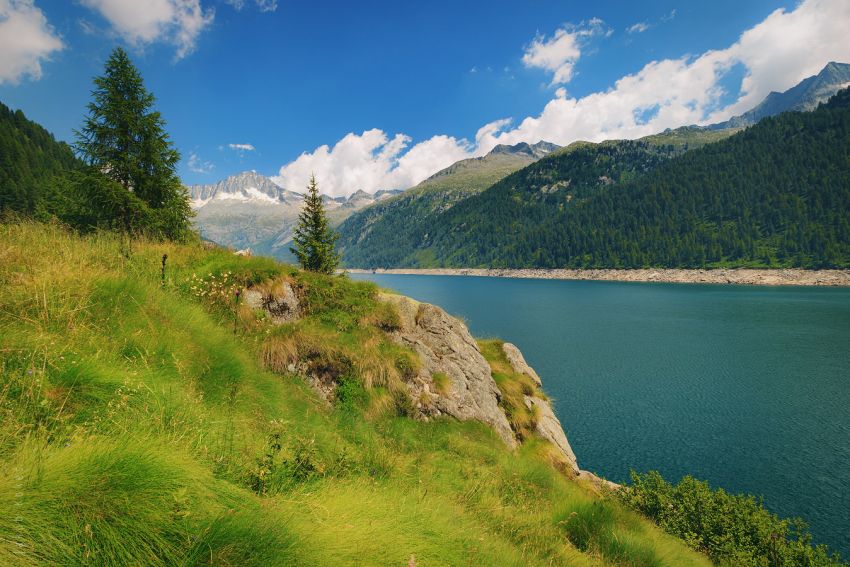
[186,171,400,255]
[0,100,80,214]
[186,171,304,252]
[345,87,850,269]
[709,61,850,130]
[336,140,558,265]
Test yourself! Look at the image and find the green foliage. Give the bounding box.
[1,48,193,241]
[342,88,850,269]
[291,174,340,273]
[74,47,193,240]
[620,471,846,567]
[338,151,536,268]
[4,221,839,566]
[0,100,80,216]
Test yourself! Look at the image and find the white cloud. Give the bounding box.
[627,22,650,34]
[224,0,276,11]
[272,129,472,198]
[521,19,609,85]
[483,0,850,149]
[187,151,214,174]
[0,0,63,85]
[228,143,255,151]
[271,0,850,197]
[80,0,214,60]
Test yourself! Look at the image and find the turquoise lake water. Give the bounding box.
[350,273,850,557]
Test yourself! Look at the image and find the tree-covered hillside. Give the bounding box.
[337,143,556,267]
[341,140,681,267]
[342,89,850,269]
[0,101,80,215]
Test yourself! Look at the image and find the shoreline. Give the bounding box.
[343,267,850,287]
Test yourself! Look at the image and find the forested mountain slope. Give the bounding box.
[343,89,850,269]
[0,101,80,214]
[336,142,557,266]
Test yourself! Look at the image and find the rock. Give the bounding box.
[502,342,542,386]
[234,248,253,257]
[577,470,621,491]
[524,395,579,473]
[379,293,516,448]
[243,281,301,324]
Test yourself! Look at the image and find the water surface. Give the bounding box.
[351,273,850,556]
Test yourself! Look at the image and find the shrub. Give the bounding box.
[620,471,846,567]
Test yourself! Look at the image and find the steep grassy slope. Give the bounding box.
[0,222,712,566]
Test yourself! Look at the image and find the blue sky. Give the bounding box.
[2,0,848,195]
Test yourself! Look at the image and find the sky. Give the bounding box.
[2,0,850,196]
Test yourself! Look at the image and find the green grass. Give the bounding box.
[0,221,712,566]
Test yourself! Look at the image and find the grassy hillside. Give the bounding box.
[0,222,715,566]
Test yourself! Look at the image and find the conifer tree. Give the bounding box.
[290,175,339,274]
[74,47,192,240]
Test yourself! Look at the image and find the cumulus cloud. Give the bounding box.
[0,0,63,85]
[187,151,214,174]
[521,19,609,85]
[272,0,850,197]
[627,22,650,34]
[484,0,850,149]
[228,143,255,151]
[80,0,214,59]
[272,129,472,198]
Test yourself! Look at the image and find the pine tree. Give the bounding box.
[290,175,339,274]
[74,47,192,240]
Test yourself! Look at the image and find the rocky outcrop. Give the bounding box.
[251,284,593,481]
[379,293,516,447]
[502,342,542,386]
[577,470,621,491]
[243,281,301,324]
[524,396,578,473]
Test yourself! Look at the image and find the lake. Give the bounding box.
[350,273,850,556]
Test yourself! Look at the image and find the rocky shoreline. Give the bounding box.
[344,267,850,287]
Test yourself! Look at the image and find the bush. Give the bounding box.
[620,471,846,566]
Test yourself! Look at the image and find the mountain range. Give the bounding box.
[185,172,400,256]
[336,62,850,269]
[183,63,849,264]
[708,61,850,130]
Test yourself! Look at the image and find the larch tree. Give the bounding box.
[74,47,193,240]
[290,174,340,274]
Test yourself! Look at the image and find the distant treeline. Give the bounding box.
[342,88,850,269]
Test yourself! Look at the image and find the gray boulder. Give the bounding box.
[524,396,578,473]
[502,342,542,386]
[380,293,516,448]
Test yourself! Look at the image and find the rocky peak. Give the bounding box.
[488,140,559,159]
[709,61,850,130]
[186,171,300,208]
